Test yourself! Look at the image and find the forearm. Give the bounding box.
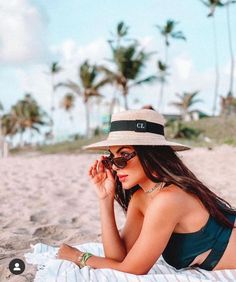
[81,254,122,271]
[99,198,126,261]
[79,255,145,275]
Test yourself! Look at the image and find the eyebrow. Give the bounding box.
[109,146,132,155]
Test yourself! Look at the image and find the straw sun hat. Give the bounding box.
[83,109,190,151]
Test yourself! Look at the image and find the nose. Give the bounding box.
[112,163,119,171]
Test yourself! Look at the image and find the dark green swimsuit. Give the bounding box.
[162,212,236,270]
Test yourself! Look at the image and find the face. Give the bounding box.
[107,145,149,190]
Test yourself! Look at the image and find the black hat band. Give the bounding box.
[110,120,164,135]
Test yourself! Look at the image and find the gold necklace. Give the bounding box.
[144,182,165,194]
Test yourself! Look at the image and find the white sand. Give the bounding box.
[0,145,236,281]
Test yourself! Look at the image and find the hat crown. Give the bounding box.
[111,109,165,125]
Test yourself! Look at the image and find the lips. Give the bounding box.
[118,175,128,181]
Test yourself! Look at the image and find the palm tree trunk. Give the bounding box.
[20,131,24,148]
[85,101,90,137]
[226,2,234,97]
[123,95,128,110]
[212,15,220,116]
[158,82,164,112]
[0,117,3,157]
[123,87,129,110]
[51,74,55,138]
[30,128,34,144]
[109,89,117,117]
[159,44,168,113]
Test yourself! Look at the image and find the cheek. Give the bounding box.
[122,161,146,188]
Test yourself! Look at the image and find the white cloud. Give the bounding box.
[174,55,192,80]
[51,38,109,66]
[0,0,48,64]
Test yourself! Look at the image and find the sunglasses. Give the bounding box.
[102,151,136,169]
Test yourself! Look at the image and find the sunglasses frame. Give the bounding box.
[102,151,136,169]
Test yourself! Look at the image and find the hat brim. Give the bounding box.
[83,138,190,152]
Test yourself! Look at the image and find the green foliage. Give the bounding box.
[1,94,49,137]
[101,21,156,109]
[117,21,129,39]
[167,120,202,140]
[112,43,152,80]
[171,91,202,119]
[80,60,97,88]
[166,116,236,146]
[156,19,186,46]
[51,62,62,74]
[93,126,101,136]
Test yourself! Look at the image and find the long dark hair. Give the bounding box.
[114,145,236,228]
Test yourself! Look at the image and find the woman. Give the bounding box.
[57,109,236,275]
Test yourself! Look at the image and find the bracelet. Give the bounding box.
[76,252,84,267]
[78,252,93,268]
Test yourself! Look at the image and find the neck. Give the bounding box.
[144,182,165,194]
[140,179,164,194]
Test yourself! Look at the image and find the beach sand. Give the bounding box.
[0,145,236,281]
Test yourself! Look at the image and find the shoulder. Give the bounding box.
[146,184,188,221]
[130,184,191,221]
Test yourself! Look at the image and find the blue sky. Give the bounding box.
[0,0,236,138]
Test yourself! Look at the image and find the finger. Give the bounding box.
[88,167,92,176]
[91,166,96,177]
[106,167,115,179]
[92,160,98,176]
[97,158,104,173]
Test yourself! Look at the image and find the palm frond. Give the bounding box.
[93,78,112,90]
[129,75,157,88]
[55,80,81,96]
[171,31,186,40]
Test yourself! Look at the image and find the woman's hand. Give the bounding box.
[88,156,116,200]
[57,243,81,264]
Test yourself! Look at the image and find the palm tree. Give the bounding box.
[155,20,186,111]
[0,102,5,156]
[60,93,75,121]
[156,60,170,111]
[56,60,109,137]
[45,62,62,138]
[224,0,236,97]
[171,91,202,120]
[200,0,224,115]
[9,94,49,145]
[220,93,236,115]
[109,21,130,46]
[0,102,3,136]
[1,113,18,137]
[101,21,156,111]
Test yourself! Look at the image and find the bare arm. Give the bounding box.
[100,189,144,260]
[99,197,126,261]
[88,157,126,261]
[84,193,182,274]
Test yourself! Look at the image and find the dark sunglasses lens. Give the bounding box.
[102,159,112,169]
[113,157,127,168]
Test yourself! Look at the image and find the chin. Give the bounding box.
[122,182,136,190]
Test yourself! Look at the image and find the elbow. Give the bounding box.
[104,249,127,262]
[132,269,149,275]
[119,263,149,275]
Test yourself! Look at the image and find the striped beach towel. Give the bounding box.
[24,242,236,281]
